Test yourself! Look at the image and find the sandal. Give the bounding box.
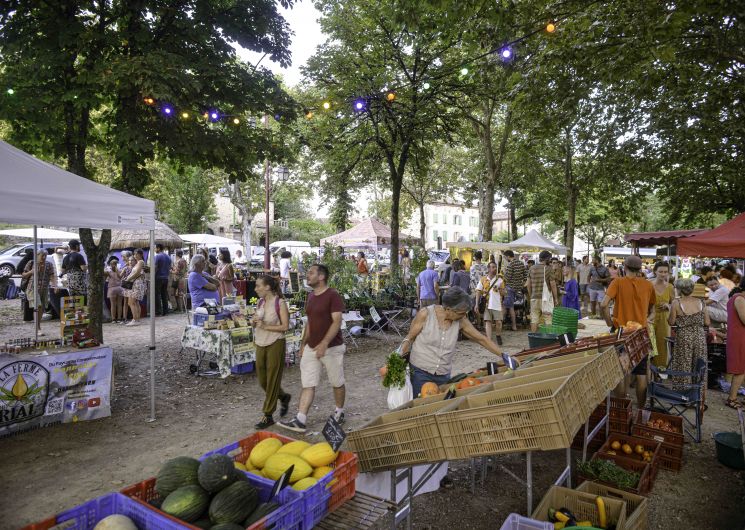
[725,398,742,410]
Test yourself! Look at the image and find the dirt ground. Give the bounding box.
[0,299,743,530]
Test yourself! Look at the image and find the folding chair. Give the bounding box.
[368,306,391,342]
[381,307,404,338]
[648,357,707,442]
[340,319,358,348]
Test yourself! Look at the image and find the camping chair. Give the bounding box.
[381,307,405,337]
[648,356,707,442]
[368,306,392,342]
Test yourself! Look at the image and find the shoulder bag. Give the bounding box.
[541,266,554,315]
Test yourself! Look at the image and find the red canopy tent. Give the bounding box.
[676,212,745,258]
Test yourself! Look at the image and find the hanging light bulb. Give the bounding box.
[353,98,366,111]
[386,91,396,102]
[6,88,14,95]
[233,118,240,125]
[501,48,512,60]
[210,111,219,122]
[422,82,430,90]
[143,97,155,105]
[181,112,189,119]
[546,22,556,33]
[460,67,469,76]
[162,105,173,116]
[322,101,331,110]
[305,111,313,119]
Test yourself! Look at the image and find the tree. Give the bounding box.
[302,0,466,271]
[0,1,298,341]
[144,160,220,233]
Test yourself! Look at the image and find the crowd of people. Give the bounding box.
[415,250,745,409]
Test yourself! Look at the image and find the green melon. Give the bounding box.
[243,501,280,527]
[208,480,258,524]
[198,454,238,494]
[161,484,210,523]
[192,518,212,530]
[210,524,244,530]
[155,456,201,497]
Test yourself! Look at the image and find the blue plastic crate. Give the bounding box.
[231,361,255,374]
[55,492,183,530]
[499,513,554,530]
[192,310,230,327]
[201,434,336,529]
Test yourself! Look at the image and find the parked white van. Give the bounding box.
[269,240,311,258]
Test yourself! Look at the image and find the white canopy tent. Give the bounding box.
[0,227,80,240]
[180,233,240,246]
[508,229,568,254]
[0,140,159,421]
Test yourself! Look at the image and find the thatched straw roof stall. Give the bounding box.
[110,220,183,250]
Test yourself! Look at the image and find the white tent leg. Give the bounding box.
[33,225,38,341]
[148,229,156,422]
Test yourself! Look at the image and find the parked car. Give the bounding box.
[428,250,450,269]
[0,242,62,275]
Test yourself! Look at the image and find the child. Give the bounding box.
[562,263,580,313]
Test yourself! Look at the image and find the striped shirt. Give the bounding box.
[504,259,528,291]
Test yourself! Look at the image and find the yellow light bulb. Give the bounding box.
[181,112,189,119]
[322,102,331,110]
[233,118,240,125]
[546,22,556,33]
[386,92,396,102]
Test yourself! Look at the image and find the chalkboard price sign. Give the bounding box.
[322,416,346,452]
[270,464,294,499]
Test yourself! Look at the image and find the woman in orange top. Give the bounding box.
[356,251,369,275]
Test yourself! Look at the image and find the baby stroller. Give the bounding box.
[504,288,529,329]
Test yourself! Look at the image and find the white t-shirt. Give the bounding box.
[234,254,247,266]
[708,285,729,311]
[477,275,503,311]
[576,263,591,285]
[279,258,292,278]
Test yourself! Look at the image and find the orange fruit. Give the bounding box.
[379,366,388,377]
[622,444,633,455]
[635,444,645,455]
[610,441,621,450]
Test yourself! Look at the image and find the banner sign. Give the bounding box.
[0,346,113,438]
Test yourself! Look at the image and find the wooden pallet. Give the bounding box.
[316,492,393,529]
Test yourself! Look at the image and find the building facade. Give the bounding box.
[406,202,510,249]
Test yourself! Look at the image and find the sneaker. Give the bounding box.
[125,320,140,327]
[255,415,275,429]
[279,394,291,418]
[332,410,345,425]
[278,417,306,434]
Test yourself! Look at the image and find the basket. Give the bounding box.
[630,410,684,472]
[527,332,560,348]
[531,486,627,530]
[579,452,654,495]
[22,493,183,530]
[595,433,662,482]
[539,324,574,339]
[121,474,303,530]
[577,481,649,530]
[552,307,580,332]
[713,432,745,470]
[499,513,553,530]
[199,431,358,528]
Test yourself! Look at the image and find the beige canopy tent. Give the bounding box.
[320,218,420,248]
[508,229,568,254]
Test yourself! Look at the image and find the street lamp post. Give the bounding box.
[263,165,290,270]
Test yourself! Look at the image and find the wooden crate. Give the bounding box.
[595,433,662,482]
[577,481,649,530]
[630,410,684,472]
[579,452,654,495]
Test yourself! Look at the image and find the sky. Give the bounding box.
[234,1,326,88]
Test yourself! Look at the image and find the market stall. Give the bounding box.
[508,229,568,254]
[0,140,158,423]
[676,212,745,258]
[320,218,420,250]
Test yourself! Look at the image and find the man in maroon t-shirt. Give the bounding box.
[279,263,346,433]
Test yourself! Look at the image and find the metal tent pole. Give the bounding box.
[33,225,38,341]
[148,229,156,422]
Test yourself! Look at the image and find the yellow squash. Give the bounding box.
[292,477,318,491]
[277,440,312,456]
[263,453,313,483]
[300,442,338,467]
[249,438,283,469]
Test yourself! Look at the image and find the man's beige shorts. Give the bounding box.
[300,344,346,388]
[529,304,552,326]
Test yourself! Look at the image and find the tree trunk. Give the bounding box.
[509,200,518,240]
[479,175,495,241]
[419,202,426,248]
[79,228,111,343]
[564,127,576,261]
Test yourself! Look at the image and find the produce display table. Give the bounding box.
[180,325,256,377]
[0,345,113,438]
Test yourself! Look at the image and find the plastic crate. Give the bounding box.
[121,474,303,530]
[499,513,553,530]
[200,431,358,528]
[631,410,684,472]
[531,486,627,530]
[595,433,662,482]
[577,480,649,530]
[230,361,255,374]
[527,332,560,348]
[579,452,654,495]
[590,397,633,422]
[22,493,184,530]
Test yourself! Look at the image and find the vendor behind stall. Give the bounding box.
[188,254,219,309]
